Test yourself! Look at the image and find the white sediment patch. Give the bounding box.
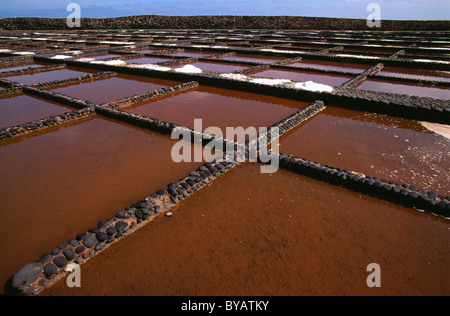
[76,58,96,62]
[129,64,172,72]
[414,59,450,64]
[420,122,450,140]
[174,65,203,74]
[220,73,249,81]
[13,51,35,55]
[90,60,127,66]
[260,49,301,54]
[250,78,292,86]
[295,81,334,93]
[51,55,72,59]
[99,41,135,45]
[336,54,380,60]
[0,49,12,53]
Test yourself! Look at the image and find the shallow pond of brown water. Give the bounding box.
[0,117,205,294]
[41,163,450,296]
[278,106,450,194]
[357,79,450,100]
[0,94,74,127]
[51,75,179,104]
[127,85,307,138]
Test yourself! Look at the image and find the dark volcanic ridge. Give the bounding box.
[0,15,449,31]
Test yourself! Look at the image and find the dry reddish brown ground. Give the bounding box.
[42,164,450,296]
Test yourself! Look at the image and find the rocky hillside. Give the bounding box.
[0,15,449,31]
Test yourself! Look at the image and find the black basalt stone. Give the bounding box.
[89,227,101,234]
[75,246,85,254]
[139,201,151,209]
[12,262,43,291]
[156,190,166,195]
[76,233,86,241]
[428,192,437,199]
[116,222,128,232]
[63,249,76,261]
[180,182,190,189]
[116,210,129,219]
[58,242,68,250]
[43,263,58,279]
[96,232,108,242]
[83,236,98,248]
[68,239,80,247]
[135,210,143,220]
[106,227,118,236]
[39,253,52,264]
[408,192,419,199]
[51,248,60,256]
[53,256,68,268]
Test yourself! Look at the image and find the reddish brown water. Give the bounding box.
[221,54,281,63]
[251,69,353,86]
[127,57,174,64]
[279,106,450,193]
[42,163,450,296]
[6,69,91,85]
[52,75,179,104]
[0,94,73,127]
[0,117,204,294]
[357,79,450,100]
[172,50,215,57]
[378,67,450,82]
[128,86,306,136]
[291,59,370,73]
[186,62,247,73]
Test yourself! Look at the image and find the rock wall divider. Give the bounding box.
[0,64,67,78]
[101,81,200,109]
[10,153,238,296]
[340,63,384,88]
[30,71,118,90]
[0,107,96,140]
[276,153,450,219]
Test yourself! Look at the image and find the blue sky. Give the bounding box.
[0,0,449,20]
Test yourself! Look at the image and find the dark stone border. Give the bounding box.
[94,105,179,135]
[22,86,96,109]
[0,107,96,140]
[29,71,118,90]
[0,87,22,98]
[100,81,200,109]
[0,64,67,78]
[276,153,450,219]
[341,63,384,88]
[11,154,237,296]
